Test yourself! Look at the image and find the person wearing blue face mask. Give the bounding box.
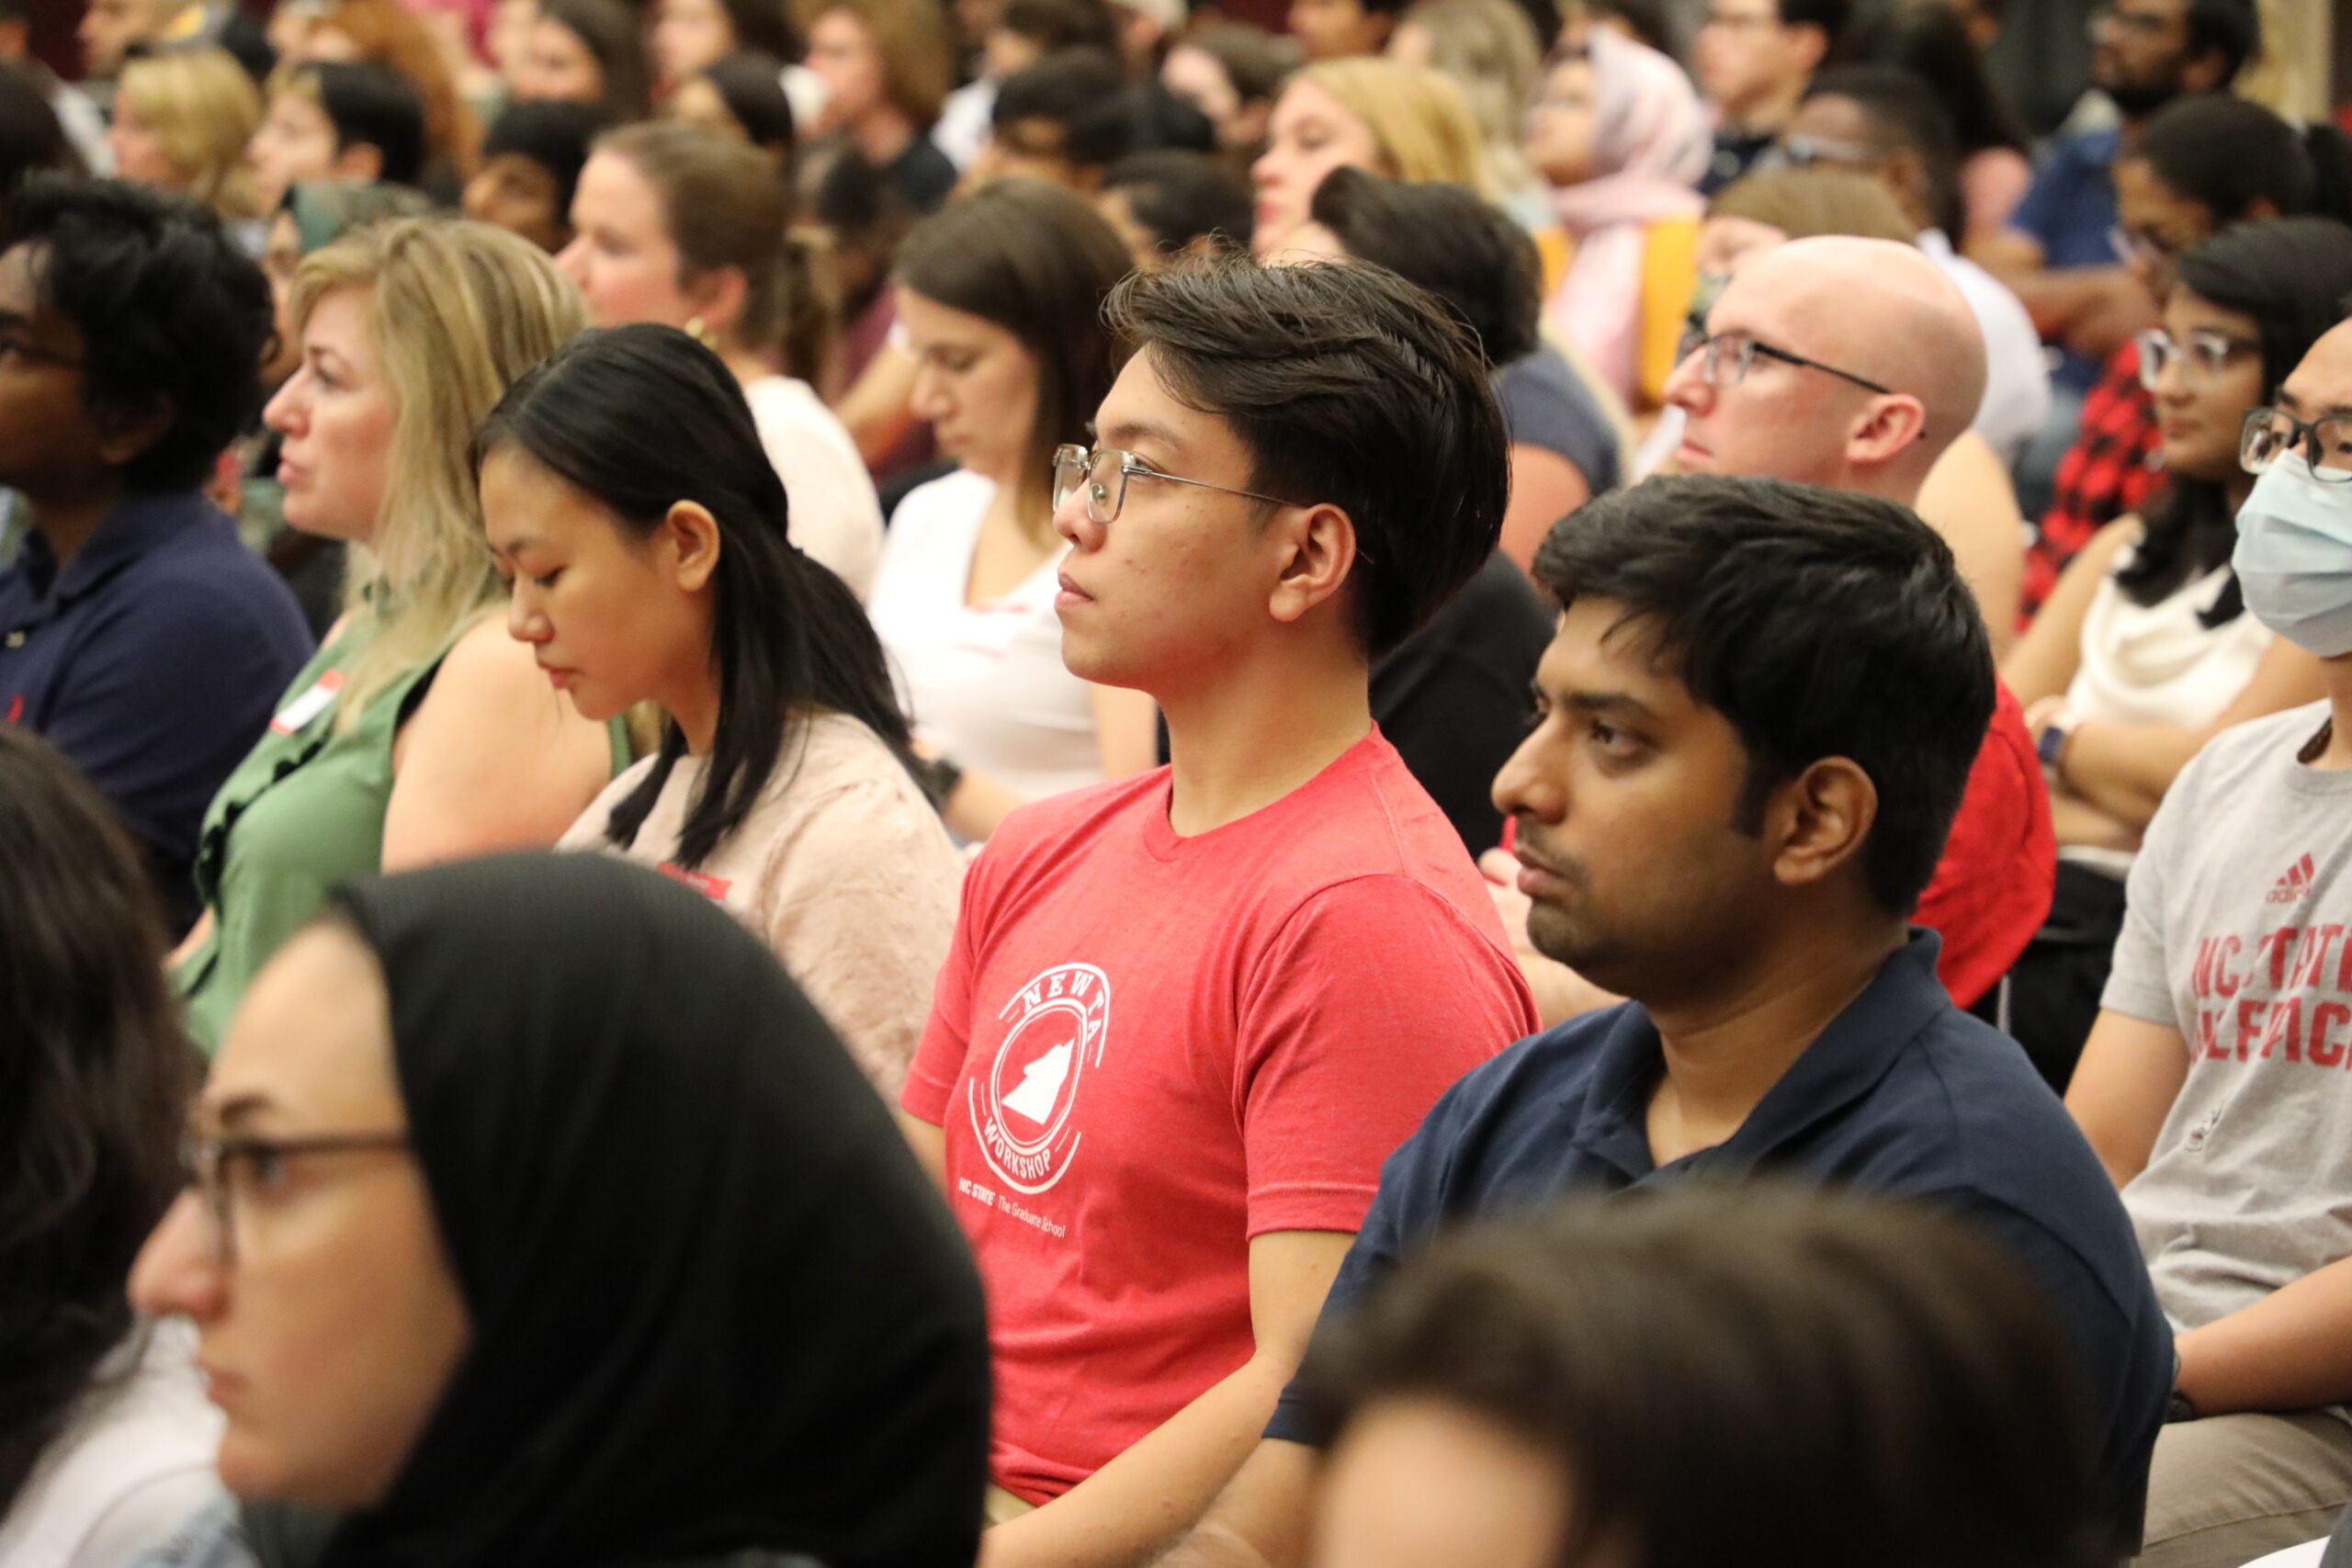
[2066,309,2352,1568]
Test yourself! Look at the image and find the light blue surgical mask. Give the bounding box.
[2234,451,2352,658]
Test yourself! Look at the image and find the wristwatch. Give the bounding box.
[2035,704,2079,782]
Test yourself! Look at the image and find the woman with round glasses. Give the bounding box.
[865,179,1160,842]
[2000,217,2352,1085]
[127,852,989,1568]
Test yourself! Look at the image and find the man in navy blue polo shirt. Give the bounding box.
[1160,476,2172,1568]
[0,177,311,932]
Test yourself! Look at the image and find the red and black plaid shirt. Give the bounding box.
[2022,337,2164,623]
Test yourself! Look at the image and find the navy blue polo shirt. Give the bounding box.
[0,491,312,931]
[2009,128,2125,393]
[1266,931,2171,1551]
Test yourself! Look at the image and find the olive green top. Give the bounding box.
[175,626,629,1051]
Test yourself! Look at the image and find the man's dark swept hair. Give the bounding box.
[1532,475,1993,916]
[2,175,271,493]
[1804,63,1964,243]
[1307,166,1541,367]
[1775,0,1850,46]
[2184,0,2257,85]
[1104,256,1507,658]
[295,60,427,186]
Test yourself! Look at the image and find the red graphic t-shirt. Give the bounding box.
[902,729,1536,1503]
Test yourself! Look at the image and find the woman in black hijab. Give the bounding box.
[130,852,989,1568]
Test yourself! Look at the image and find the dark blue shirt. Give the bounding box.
[0,491,313,930]
[1265,931,2170,1551]
[2009,128,2124,392]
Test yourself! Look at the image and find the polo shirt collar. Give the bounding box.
[1563,929,1951,1181]
[21,491,207,605]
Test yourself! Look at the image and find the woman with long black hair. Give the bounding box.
[475,322,961,1096]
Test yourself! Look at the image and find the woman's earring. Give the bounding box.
[684,316,717,349]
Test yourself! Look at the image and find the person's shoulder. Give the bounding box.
[1411,1005,1637,1156]
[2182,698,2332,794]
[886,468,993,536]
[120,506,306,632]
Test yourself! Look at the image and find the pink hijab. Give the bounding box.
[1545,28,1710,402]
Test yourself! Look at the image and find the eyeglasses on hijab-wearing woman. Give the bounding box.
[127,852,991,1568]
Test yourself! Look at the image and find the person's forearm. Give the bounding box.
[2006,266,2140,345]
[1154,1441,1319,1568]
[2059,719,2201,831]
[2176,1253,2352,1415]
[982,1357,1296,1568]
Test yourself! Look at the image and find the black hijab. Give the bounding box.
[269,852,989,1568]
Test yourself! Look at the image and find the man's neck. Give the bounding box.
[1721,76,1805,139]
[1159,630,1372,836]
[28,479,126,571]
[1642,915,1906,1165]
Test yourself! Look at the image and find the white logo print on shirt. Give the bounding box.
[967,962,1111,1196]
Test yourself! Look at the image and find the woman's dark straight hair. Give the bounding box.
[0,728,196,1510]
[472,323,922,869]
[2118,217,2352,621]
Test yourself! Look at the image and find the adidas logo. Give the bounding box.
[2268,853,2318,904]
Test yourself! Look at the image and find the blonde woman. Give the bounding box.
[107,46,262,228]
[175,219,624,1050]
[1250,57,1492,256]
[1387,0,1549,231]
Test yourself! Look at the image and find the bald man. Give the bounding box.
[1654,234,2054,1025]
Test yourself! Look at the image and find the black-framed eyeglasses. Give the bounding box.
[1677,328,1894,395]
[1052,443,1307,526]
[180,1128,413,1267]
[2136,328,2259,392]
[2241,406,2352,484]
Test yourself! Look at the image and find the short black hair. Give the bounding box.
[0,61,74,210]
[1803,62,1963,240]
[1306,166,1540,367]
[1066,81,1215,168]
[2133,93,2324,226]
[699,51,797,157]
[1106,257,1509,658]
[4,175,272,493]
[299,60,427,186]
[996,0,1121,54]
[481,97,605,220]
[991,47,1125,136]
[2185,0,2257,84]
[1530,475,1994,916]
[1774,0,1849,44]
[1101,148,1251,257]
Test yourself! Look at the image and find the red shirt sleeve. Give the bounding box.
[1233,874,1532,1237]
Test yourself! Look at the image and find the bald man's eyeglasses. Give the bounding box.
[1678,328,1894,396]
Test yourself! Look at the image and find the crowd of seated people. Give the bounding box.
[6,1,2352,1566]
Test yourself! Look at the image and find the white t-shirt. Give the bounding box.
[1918,228,2052,469]
[742,375,885,602]
[0,1322,222,1568]
[865,470,1102,805]
[2066,554,2271,730]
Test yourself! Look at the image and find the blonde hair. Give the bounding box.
[116,47,262,219]
[1707,167,1917,247]
[286,218,587,729]
[1299,58,1495,197]
[1395,0,1538,190]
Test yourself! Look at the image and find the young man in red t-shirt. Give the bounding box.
[897,259,1539,1568]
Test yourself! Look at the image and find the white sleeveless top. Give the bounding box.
[2065,552,2271,729]
[742,375,885,602]
[865,470,1102,805]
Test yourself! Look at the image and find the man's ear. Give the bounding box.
[1846,393,1928,471]
[1266,501,1359,627]
[1761,756,1878,893]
